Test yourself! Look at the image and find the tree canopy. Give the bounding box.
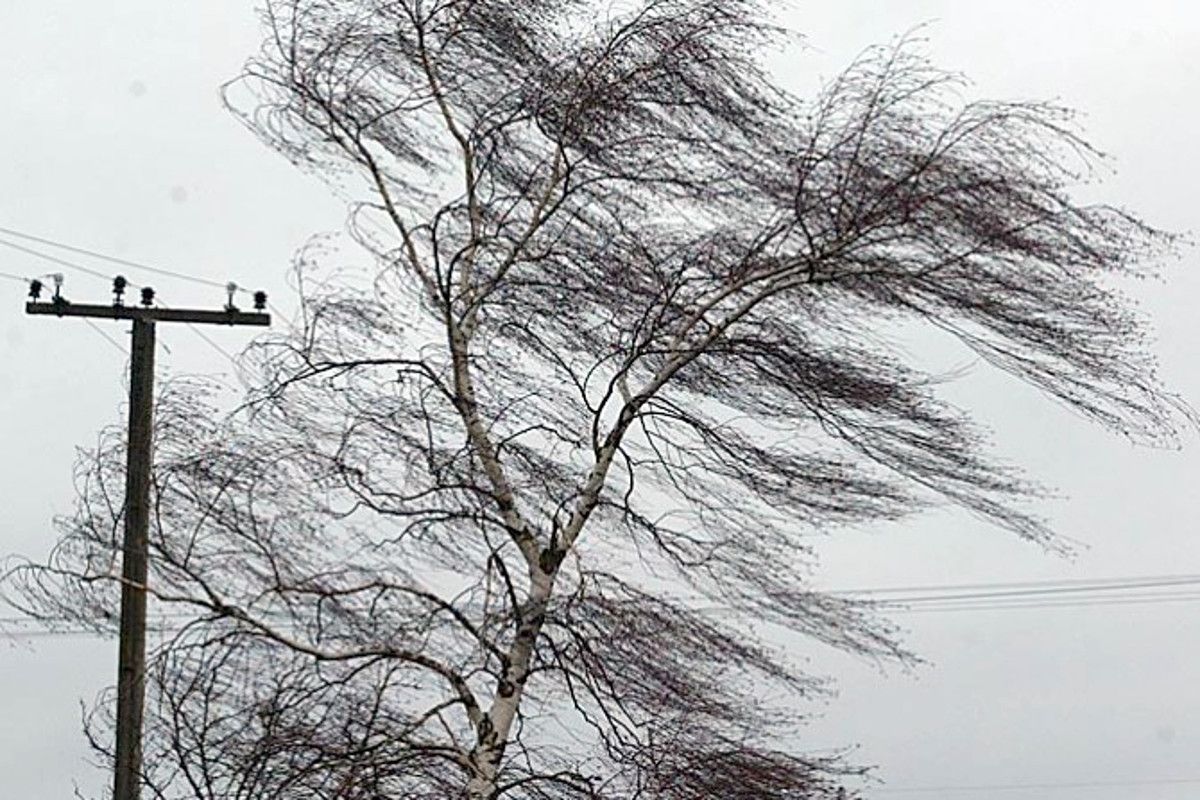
[6,2,1192,798]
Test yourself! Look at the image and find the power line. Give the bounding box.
[3,259,129,354]
[0,234,224,305]
[2,235,251,373]
[0,224,234,291]
[0,237,115,283]
[0,268,38,285]
[83,318,130,356]
[832,572,1200,596]
[889,591,1200,614]
[690,573,1200,614]
[689,592,1200,618]
[9,572,1200,640]
[0,227,298,349]
[145,295,248,376]
[0,224,294,323]
[874,774,1200,794]
[0,613,191,627]
[872,576,1200,607]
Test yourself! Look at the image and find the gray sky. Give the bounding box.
[2,2,1198,797]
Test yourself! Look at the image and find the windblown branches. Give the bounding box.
[7,1,1191,798]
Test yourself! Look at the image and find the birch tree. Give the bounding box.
[8,1,1192,798]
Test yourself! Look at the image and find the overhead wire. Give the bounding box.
[0,232,253,375]
[3,244,132,355]
[854,575,1200,614]
[82,318,130,356]
[0,236,116,283]
[8,571,1200,640]
[0,268,39,285]
[869,575,1200,609]
[0,224,235,291]
[832,572,1200,596]
[873,774,1200,794]
[888,592,1200,614]
[0,224,296,327]
[727,574,1200,614]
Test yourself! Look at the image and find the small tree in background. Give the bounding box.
[8,1,1192,797]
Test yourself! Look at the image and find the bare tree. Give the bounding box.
[6,1,1193,798]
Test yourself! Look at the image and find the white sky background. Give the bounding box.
[1,1,1198,797]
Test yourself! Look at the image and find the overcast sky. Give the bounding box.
[2,2,1198,798]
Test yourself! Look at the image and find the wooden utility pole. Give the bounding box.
[26,277,269,800]
[113,314,155,800]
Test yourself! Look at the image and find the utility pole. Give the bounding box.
[25,275,269,800]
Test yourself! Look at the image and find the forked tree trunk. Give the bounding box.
[464,567,556,799]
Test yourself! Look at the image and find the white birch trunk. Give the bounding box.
[464,568,556,799]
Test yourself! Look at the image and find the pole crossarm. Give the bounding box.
[26,301,270,326]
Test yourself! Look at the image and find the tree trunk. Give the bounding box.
[464,567,555,798]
